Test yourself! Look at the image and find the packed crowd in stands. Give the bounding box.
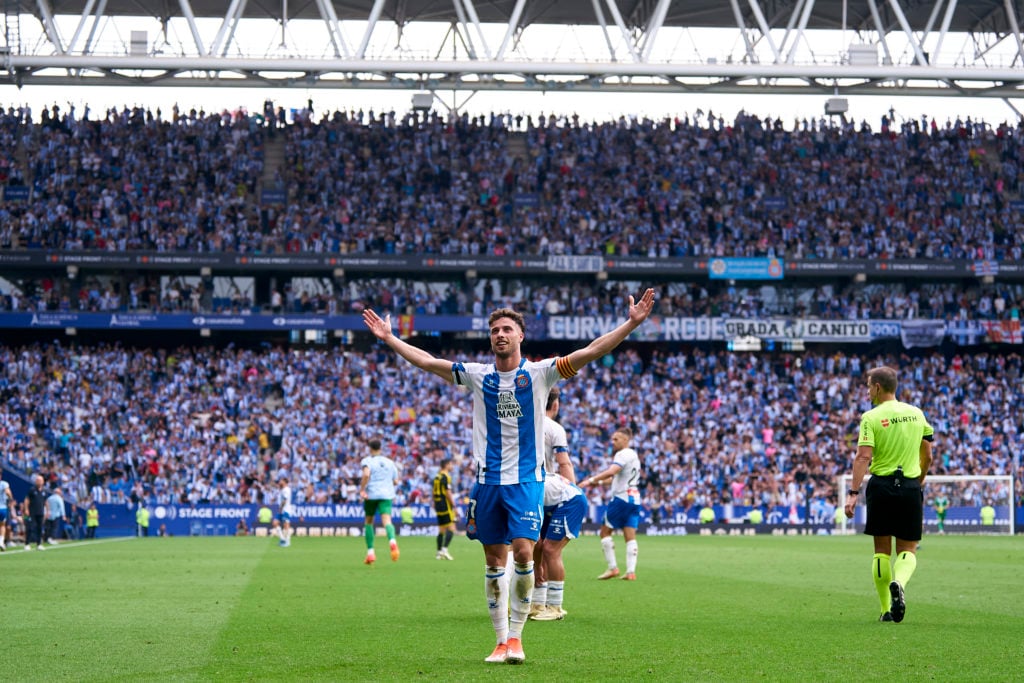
[5,272,1024,324]
[1,103,1022,522]
[2,103,1024,261]
[1,343,1020,520]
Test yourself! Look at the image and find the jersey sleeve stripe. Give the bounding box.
[555,356,577,378]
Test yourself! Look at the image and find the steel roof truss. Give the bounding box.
[355,0,386,59]
[886,0,930,65]
[209,0,247,58]
[494,0,526,60]
[590,0,620,61]
[746,0,783,62]
[729,0,758,63]
[458,0,492,60]
[178,0,207,57]
[639,0,670,62]
[603,0,641,62]
[78,0,107,60]
[866,0,895,65]
[1002,0,1024,67]
[932,0,960,59]
[450,0,478,60]
[315,0,351,58]
[785,0,817,64]
[66,0,97,53]
[34,0,65,54]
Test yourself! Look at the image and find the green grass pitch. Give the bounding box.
[3,534,1022,682]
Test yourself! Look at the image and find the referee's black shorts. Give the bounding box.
[864,473,923,541]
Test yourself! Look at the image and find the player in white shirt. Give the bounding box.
[359,438,401,564]
[529,388,587,621]
[0,476,11,550]
[273,476,294,547]
[581,427,643,581]
[363,289,655,665]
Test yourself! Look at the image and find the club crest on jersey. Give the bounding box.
[496,391,524,419]
[515,374,530,388]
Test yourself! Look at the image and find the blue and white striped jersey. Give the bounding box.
[452,357,566,485]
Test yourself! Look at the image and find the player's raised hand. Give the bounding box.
[628,288,656,325]
[362,308,392,340]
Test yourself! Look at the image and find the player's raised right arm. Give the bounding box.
[362,308,454,383]
[564,288,655,373]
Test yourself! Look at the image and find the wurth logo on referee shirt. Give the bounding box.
[881,415,918,428]
[495,391,524,419]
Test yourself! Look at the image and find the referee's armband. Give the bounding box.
[922,434,934,442]
[555,356,577,378]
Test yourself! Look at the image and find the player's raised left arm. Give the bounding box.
[564,288,655,373]
[362,308,454,382]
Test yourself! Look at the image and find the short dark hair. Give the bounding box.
[440,458,452,470]
[546,387,560,411]
[488,308,525,334]
[368,438,382,451]
[867,366,898,394]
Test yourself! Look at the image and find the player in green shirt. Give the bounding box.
[932,495,949,534]
[844,366,934,624]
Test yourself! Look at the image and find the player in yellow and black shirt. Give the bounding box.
[433,458,457,560]
[845,366,934,624]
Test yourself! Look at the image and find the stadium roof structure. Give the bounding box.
[3,1,1024,105]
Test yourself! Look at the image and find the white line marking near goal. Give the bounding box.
[2,537,135,554]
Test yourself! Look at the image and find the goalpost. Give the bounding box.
[837,474,1015,536]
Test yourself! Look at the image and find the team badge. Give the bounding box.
[515,374,530,388]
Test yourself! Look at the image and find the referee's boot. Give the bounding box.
[888,581,906,623]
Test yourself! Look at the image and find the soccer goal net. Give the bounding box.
[837,474,1015,536]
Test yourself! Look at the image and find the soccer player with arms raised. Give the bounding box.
[363,289,654,664]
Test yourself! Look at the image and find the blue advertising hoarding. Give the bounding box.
[707,257,784,280]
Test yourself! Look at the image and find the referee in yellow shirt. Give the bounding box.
[844,366,934,623]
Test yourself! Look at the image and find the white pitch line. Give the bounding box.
[1,536,136,554]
